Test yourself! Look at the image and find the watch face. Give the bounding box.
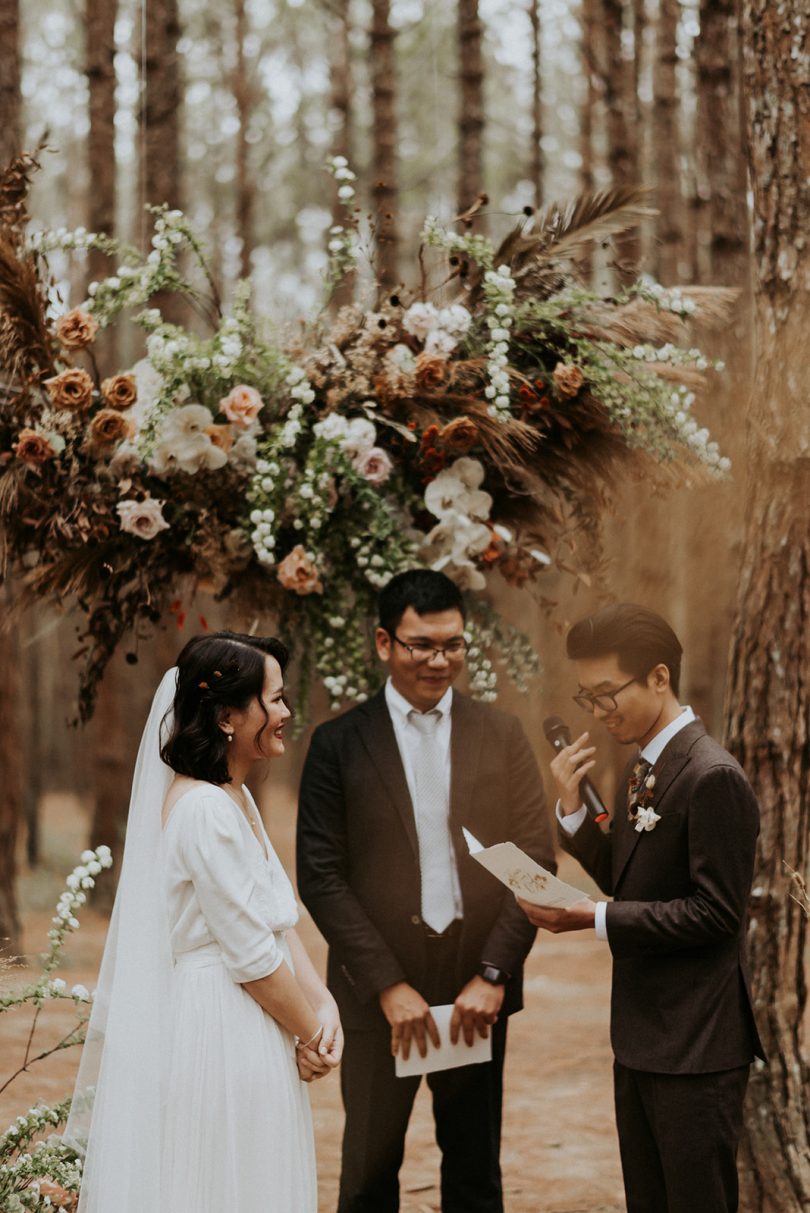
[481,965,506,985]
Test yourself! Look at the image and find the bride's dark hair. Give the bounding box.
[161,630,289,784]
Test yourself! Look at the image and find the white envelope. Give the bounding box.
[394,1003,493,1078]
[463,829,587,909]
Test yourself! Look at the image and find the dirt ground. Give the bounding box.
[1,792,625,1213]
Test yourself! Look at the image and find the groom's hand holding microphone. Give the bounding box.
[518,723,599,934]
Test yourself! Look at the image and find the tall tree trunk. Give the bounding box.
[457,0,485,217]
[724,1,810,1208]
[233,0,256,284]
[696,0,748,286]
[328,0,355,309]
[0,0,20,166]
[0,602,21,954]
[579,0,599,280]
[528,0,543,207]
[602,0,640,275]
[370,0,399,289]
[652,0,683,283]
[142,0,182,213]
[85,0,117,366]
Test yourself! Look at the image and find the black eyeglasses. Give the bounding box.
[393,635,468,663]
[573,677,637,714]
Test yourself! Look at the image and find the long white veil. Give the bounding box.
[65,667,178,1212]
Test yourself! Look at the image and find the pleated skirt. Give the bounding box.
[161,943,317,1212]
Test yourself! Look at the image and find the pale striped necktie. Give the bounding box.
[408,708,457,934]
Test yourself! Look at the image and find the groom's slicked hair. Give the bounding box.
[378,569,465,634]
[566,603,683,696]
[161,630,289,785]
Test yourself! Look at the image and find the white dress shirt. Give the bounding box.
[384,678,463,921]
[558,706,697,940]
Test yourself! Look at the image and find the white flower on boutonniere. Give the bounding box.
[634,805,661,833]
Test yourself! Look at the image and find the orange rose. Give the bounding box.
[414,353,448,392]
[101,373,138,410]
[89,409,136,447]
[552,362,584,399]
[220,384,263,428]
[206,424,234,452]
[13,428,57,464]
[44,368,95,412]
[439,416,479,453]
[38,1180,77,1210]
[276,544,323,595]
[56,308,98,350]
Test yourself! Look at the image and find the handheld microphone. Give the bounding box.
[543,715,609,824]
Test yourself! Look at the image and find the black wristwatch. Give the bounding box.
[479,963,509,986]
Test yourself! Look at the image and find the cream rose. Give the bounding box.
[220,384,263,428]
[116,496,170,540]
[353,446,393,485]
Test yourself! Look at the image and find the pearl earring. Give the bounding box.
[226,732,233,743]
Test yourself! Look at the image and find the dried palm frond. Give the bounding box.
[0,234,57,390]
[0,145,46,245]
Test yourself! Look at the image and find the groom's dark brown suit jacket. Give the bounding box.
[562,718,765,1073]
[297,687,555,1030]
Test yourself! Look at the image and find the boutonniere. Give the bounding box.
[634,804,661,833]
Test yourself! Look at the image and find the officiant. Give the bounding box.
[297,569,555,1213]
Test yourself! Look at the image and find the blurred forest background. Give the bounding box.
[1,1,808,1205]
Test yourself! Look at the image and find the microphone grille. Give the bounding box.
[543,715,567,739]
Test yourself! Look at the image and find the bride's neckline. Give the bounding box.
[163,781,269,861]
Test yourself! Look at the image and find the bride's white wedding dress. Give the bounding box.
[161,784,317,1212]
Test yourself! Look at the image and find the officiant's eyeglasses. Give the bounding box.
[573,677,637,713]
[393,635,468,663]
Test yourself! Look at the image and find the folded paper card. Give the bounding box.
[394,1003,493,1078]
[463,829,587,908]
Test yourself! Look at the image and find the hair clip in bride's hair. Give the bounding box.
[213,670,222,679]
[198,680,210,690]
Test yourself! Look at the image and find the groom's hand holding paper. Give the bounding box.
[463,828,597,932]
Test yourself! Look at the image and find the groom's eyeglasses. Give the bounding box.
[393,635,468,663]
[573,677,637,714]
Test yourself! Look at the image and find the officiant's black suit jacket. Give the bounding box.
[561,718,765,1073]
[297,687,555,1030]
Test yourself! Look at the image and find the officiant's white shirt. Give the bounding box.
[558,706,696,940]
[385,678,463,920]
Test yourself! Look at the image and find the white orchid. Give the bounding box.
[634,806,661,833]
[150,404,227,475]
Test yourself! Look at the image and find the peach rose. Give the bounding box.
[56,308,99,350]
[220,384,263,428]
[44,367,95,412]
[353,446,393,485]
[116,496,170,540]
[414,353,448,393]
[13,428,57,464]
[439,416,479,453]
[206,424,234,453]
[89,409,136,447]
[38,1180,77,1210]
[101,373,138,410]
[552,362,584,399]
[276,544,323,595]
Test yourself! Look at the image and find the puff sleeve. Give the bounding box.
[176,793,285,983]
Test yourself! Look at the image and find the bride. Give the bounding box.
[66,630,342,1212]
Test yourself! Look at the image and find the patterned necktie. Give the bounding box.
[627,756,653,819]
[408,709,458,933]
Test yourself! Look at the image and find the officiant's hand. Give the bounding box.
[450,977,504,1047]
[379,982,440,1060]
[517,896,597,932]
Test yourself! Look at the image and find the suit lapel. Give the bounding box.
[613,719,706,890]
[449,690,483,837]
[356,690,419,859]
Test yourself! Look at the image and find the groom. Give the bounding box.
[518,603,764,1213]
[297,569,554,1213]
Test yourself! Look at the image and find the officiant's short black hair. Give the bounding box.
[566,603,683,696]
[161,630,289,785]
[378,569,465,635]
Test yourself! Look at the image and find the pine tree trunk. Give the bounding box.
[579,0,599,280]
[233,0,256,283]
[143,0,182,211]
[0,602,21,955]
[652,0,683,283]
[85,0,117,365]
[528,0,543,207]
[603,0,640,274]
[724,1,810,1208]
[370,0,399,289]
[457,0,485,216]
[328,0,355,309]
[696,0,748,285]
[0,0,21,166]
